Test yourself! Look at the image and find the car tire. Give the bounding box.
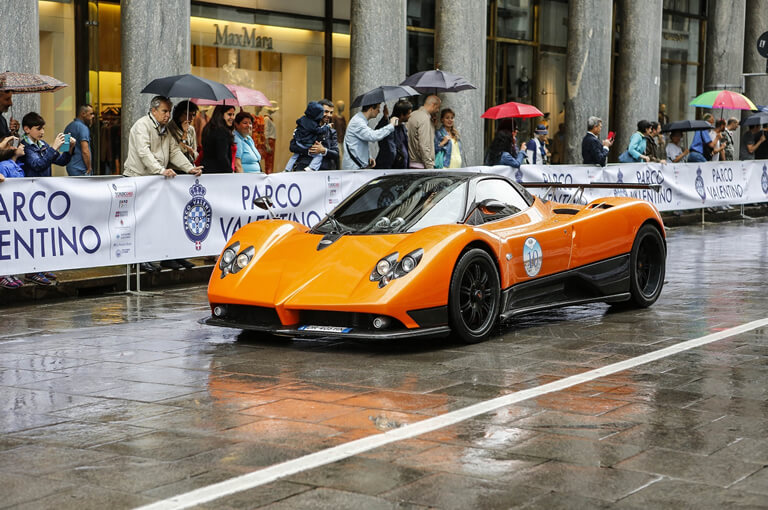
[628,224,666,307]
[448,248,501,343]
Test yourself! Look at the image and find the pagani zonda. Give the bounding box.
[206,172,665,343]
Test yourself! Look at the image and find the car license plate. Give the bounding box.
[298,325,352,333]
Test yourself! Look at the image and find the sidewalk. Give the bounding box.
[0,258,214,308]
[1,205,767,307]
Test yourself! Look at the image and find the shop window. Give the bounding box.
[660,13,701,123]
[406,31,435,76]
[496,0,533,41]
[407,0,435,29]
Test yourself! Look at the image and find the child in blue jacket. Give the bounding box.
[19,111,75,177]
[1,130,59,286]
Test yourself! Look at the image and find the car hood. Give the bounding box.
[208,221,470,313]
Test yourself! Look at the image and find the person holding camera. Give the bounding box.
[63,105,94,176]
[19,112,75,177]
[582,116,612,166]
[341,102,396,169]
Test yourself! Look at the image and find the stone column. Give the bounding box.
[564,0,613,164]
[435,0,487,166]
[350,0,406,115]
[0,0,40,127]
[743,0,768,108]
[613,0,663,162]
[121,0,191,163]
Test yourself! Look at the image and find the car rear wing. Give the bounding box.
[520,182,661,204]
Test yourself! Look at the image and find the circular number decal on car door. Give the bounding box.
[523,237,543,277]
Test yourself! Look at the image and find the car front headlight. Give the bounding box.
[370,249,424,287]
[231,246,255,274]
[219,242,240,270]
[370,252,399,282]
[394,248,424,278]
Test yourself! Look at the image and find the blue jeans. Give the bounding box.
[687,150,706,162]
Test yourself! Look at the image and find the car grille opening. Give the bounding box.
[213,304,281,327]
[298,310,405,331]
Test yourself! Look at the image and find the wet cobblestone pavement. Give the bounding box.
[1,218,768,509]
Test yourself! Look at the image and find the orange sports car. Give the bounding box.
[206,172,666,343]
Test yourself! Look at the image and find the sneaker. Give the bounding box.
[11,276,24,287]
[43,272,57,281]
[0,276,21,289]
[25,272,53,285]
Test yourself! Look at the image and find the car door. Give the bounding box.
[473,179,573,283]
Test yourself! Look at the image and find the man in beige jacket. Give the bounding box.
[123,96,202,178]
[406,94,441,169]
[124,96,202,273]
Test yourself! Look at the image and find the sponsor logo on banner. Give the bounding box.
[613,169,628,197]
[183,179,212,251]
[514,167,523,183]
[695,167,706,201]
[762,164,768,195]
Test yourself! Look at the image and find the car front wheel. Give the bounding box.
[448,248,501,343]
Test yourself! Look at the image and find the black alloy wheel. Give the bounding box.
[448,248,501,343]
[628,224,666,307]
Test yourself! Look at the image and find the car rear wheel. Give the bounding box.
[628,224,666,307]
[448,248,501,343]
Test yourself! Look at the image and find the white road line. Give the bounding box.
[136,317,768,510]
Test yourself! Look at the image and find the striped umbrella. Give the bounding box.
[0,71,68,93]
[689,90,757,111]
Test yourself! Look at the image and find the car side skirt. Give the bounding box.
[500,253,631,320]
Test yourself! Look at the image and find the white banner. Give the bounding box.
[1,162,767,274]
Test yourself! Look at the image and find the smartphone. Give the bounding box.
[607,131,616,141]
[11,137,19,148]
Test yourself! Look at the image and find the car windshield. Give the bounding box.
[312,174,468,234]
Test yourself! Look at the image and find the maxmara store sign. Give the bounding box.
[213,24,274,50]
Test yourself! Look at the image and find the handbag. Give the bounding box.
[434,150,445,169]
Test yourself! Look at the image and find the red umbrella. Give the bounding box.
[481,101,543,119]
[193,84,270,107]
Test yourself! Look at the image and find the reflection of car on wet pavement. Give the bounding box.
[205,172,666,343]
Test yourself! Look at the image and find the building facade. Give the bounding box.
[0,0,764,175]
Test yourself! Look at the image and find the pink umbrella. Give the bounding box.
[481,101,543,119]
[193,84,270,107]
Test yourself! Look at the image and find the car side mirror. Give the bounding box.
[253,196,276,219]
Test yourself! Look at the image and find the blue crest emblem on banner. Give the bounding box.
[762,164,768,195]
[183,179,212,250]
[695,167,706,200]
[614,169,628,197]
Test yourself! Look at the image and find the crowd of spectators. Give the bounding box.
[2,85,767,287]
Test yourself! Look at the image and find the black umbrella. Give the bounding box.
[399,69,476,94]
[351,85,418,108]
[742,112,768,127]
[140,74,235,101]
[661,119,713,132]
